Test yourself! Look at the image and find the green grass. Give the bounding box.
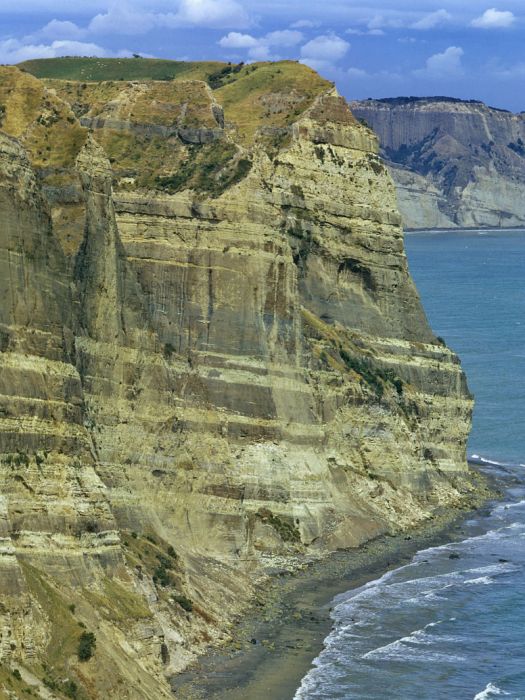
[0,66,87,167]
[82,578,152,626]
[16,561,88,698]
[18,57,225,82]
[18,561,80,667]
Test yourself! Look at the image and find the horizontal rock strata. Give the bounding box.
[0,60,477,697]
[351,96,525,229]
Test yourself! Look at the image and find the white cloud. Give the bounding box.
[0,38,118,64]
[218,28,302,61]
[300,33,349,62]
[89,0,249,35]
[411,9,451,30]
[89,4,156,34]
[218,31,259,48]
[353,8,453,32]
[297,58,331,74]
[471,8,515,28]
[367,14,405,30]
[264,30,303,47]
[36,19,87,40]
[416,45,464,77]
[170,0,249,28]
[299,34,350,76]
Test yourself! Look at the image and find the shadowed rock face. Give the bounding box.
[0,62,475,697]
[350,96,525,230]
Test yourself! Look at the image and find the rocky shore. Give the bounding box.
[173,467,499,700]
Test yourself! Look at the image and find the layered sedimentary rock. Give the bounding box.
[0,60,477,697]
[351,96,525,229]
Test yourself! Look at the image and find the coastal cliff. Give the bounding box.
[350,96,525,230]
[0,58,477,697]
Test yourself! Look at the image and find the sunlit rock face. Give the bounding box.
[351,96,525,230]
[0,61,475,697]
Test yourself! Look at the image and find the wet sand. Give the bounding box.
[172,470,507,700]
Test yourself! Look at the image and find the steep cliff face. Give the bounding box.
[350,97,525,230]
[0,60,477,697]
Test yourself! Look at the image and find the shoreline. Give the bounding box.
[405,226,525,234]
[172,467,510,700]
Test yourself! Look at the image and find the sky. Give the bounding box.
[2,1,525,111]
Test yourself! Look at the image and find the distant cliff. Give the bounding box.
[0,58,478,697]
[350,96,525,230]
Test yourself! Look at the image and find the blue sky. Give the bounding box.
[2,1,525,111]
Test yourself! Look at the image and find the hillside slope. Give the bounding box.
[351,97,525,230]
[0,59,478,697]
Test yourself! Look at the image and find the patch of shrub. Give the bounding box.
[173,594,193,612]
[155,143,252,198]
[63,680,78,699]
[153,564,172,587]
[77,631,96,661]
[4,452,30,468]
[339,349,404,399]
[44,677,58,691]
[43,675,78,698]
[83,520,99,534]
[256,508,300,543]
[508,138,525,156]
[207,63,244,89]
[163,342,176,358]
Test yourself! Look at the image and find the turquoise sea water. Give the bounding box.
[294,229,525,700]
[406,229,525,465]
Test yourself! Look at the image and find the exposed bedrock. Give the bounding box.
[0,62,478,696]
[351,96,525,229]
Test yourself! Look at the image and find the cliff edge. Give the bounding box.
[351,96,525,230]
[0,59,476,697]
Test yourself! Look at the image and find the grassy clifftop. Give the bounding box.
[5,57,332,193]
[17,56,224,82]
[18,57,330,103]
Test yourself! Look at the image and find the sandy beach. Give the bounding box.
[172,468,505,700]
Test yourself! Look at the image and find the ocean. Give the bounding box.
[293,229,525,700]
